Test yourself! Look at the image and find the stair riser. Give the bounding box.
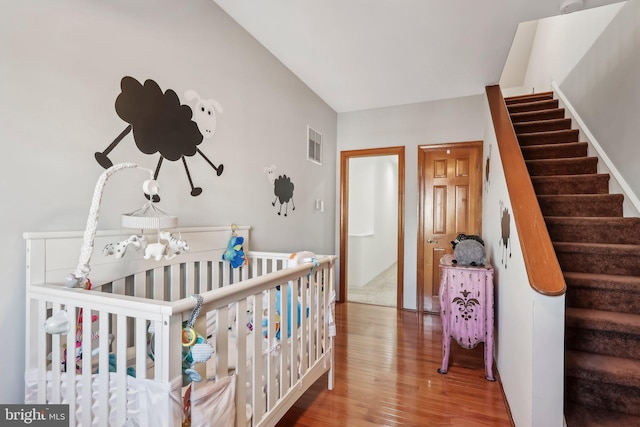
[510,109,565,123]
[539,199,623,217]
[527,160,598,176]
[507,99,559,113]
[521,143,587,160]
[566,287,640,314]
[505,92,554,105]
[557,252,640,276]
[566,377,640,416]
[518,130,579,146]
[514,119,572,134]
[533,178,609,195]
[548,223,640,244]
[566,328,640,359]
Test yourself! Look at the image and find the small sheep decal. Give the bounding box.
[264,166,295,216]
[94,76,224,199]
[500,203,512,267]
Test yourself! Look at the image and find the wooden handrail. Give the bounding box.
[486,85,566,296]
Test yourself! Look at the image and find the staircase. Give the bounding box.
[505,92,640,426]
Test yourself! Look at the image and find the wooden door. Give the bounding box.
[418,141,483,313]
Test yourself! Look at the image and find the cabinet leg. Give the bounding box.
[438,337,451,374]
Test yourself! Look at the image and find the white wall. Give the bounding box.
[482,100,565,427]
[521,2,624,93]
[0,0,337,404]
[337,95,486,309]
[559,0,640,204]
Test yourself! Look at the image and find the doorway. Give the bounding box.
[339,147,405,308]
[417,141,483,314]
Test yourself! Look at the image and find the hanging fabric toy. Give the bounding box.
[181,294,214,386]
[222,224,247,268]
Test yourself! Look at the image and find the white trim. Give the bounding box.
[552,80,640,215]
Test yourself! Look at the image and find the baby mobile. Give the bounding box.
[44,162,190,374]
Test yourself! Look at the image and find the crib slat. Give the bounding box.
[81,306,92,427]
[216,305,229,380]
[290,279,300,386]
[134,272,146,298]
[299,278,308,377]
[98,310,110,427]
[267,288,277,411]
[116,314,128,426]
[169,264,181,301]
[37,300,47,403]
[65,304,78,427]
[222,263,231,287]
[309,272,317,362]
[113,277,126,296]
[252,292,264,423]
[153,319,164,380]
[135,318,147,379]
[51,303,62,404]
[198,261,207,293]
[211,261,224,289]
[186,262,196,296]
[236,299,248,427]
[280,281,290,395]
[153,267,165,302]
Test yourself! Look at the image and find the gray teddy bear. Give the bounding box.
[451,234,486,266]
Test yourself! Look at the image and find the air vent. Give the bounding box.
[307,126,322,165]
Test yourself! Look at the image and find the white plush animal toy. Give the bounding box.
[159,231,189,256]
[103,235,147,259]
[144,242,175,261]
[288,251,317,267]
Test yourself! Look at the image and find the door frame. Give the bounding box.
[339,146,405,308]
[417,141,483,314]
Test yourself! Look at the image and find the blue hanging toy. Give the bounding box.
[222,224,247,268]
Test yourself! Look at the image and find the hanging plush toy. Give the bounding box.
[222,225,247,268]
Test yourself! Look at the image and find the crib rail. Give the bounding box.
[25,248,336,427]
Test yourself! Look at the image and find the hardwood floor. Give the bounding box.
[277,303,513,427]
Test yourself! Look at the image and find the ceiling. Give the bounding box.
[212,0,623,113]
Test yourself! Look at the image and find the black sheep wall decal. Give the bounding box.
[500,202,512,267]
[94,76,223,198]
[264,165,295,216]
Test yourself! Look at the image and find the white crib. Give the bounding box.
[24,226,336,427]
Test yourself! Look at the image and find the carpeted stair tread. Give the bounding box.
[566,350,640,388]
[506,98,559,113]
[505,91,554,104]
[538,194,623,217]
[526,157,598,175]
[520,141,588,160]
[566,307,640,335]
[565,402,640,427]
[510,108,566,123]
[517,128,579,145]
[554,242,640,275]
[513,118,573,133]
[554,241,640,255]
[546,216,640,243]
[531,174,609,195]
[564,271,640,293]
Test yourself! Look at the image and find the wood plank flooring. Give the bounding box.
[277,303,513,427]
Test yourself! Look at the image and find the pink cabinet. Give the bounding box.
[437,254,495,381]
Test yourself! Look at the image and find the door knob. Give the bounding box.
[427,239,439,244]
